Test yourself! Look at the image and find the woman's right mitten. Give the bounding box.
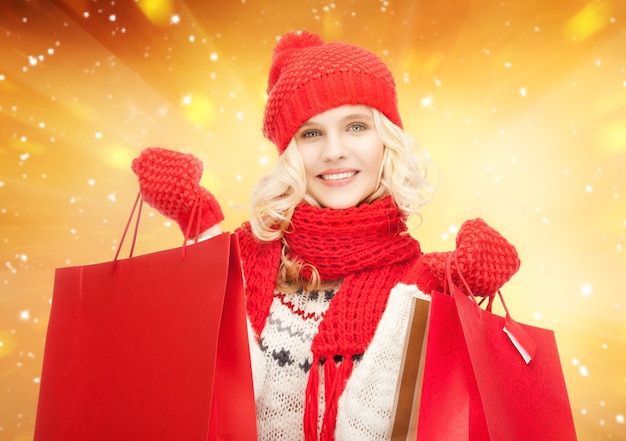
[131,147,224,235]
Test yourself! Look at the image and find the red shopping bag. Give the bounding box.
[417,258,577,441]
[34,210,257,440]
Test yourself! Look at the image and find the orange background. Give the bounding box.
[1,0,625,440]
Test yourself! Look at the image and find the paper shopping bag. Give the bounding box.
[417,290,490,441]
[417,268,577,440]
[34,232,257,441]
[454,288,577,440]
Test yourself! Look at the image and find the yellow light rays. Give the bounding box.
[563,1,613,42]
[2,2,626,440]
[0,331,16,359]
[6,136,46,155]
[57,0,91,17]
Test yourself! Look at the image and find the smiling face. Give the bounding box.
[294,105,385,209]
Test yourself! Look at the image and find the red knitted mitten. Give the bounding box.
[131,147,224,236]
[420,219,520,297]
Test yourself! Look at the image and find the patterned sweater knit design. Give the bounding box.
[251,282,422,440]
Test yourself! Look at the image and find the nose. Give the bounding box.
[321,132,348,161]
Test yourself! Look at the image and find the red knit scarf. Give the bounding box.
[236,197,422,440]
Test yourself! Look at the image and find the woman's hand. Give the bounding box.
[418,219,520,297]
[131,147,224,237]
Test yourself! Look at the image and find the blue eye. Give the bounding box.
[301,130,320,138]
[349,123,366,131]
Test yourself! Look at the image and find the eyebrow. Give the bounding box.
[300,112,374,128]
[341,113,374,122]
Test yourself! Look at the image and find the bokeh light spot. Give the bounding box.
[136,0,175,26]
[181,94,216,127]
[100,144,137,170]
[595,120,626,155]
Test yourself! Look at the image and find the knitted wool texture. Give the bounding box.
[421,218,521,296]
[236,197,423,349]
[236,197,428,440]
[263,31,403,153]
[131,147,224,235]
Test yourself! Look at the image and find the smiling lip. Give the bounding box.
[320,171,358,180]
[317,170,359,187]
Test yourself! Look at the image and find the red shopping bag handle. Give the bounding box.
[182,192,204,248]
[113,191,205,266]
[113,192,143,263]
[444,251,505,312]
[445,252,537,363]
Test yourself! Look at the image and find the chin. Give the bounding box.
[323,202,357,209]
[311,189,377,209]
[315,196,366,210]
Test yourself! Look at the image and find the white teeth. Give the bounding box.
[321,171,357,180]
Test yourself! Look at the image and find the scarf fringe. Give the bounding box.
[304,356,355,441]
[304,358,321,441]
[321,356,354,440]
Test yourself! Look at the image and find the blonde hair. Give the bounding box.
[249,108,436,292]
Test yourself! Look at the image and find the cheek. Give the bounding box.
[296,147,317,176]
[365,144,385,171]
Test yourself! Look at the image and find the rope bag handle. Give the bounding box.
[112,191,204,268]
[445,251,536,363]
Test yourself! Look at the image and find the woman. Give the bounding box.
[131,31,520,441]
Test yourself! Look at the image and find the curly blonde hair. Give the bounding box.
[249,108,435,292]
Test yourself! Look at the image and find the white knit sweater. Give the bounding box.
[248,282,427,441]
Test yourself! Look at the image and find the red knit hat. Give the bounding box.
[263,31,403,153]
